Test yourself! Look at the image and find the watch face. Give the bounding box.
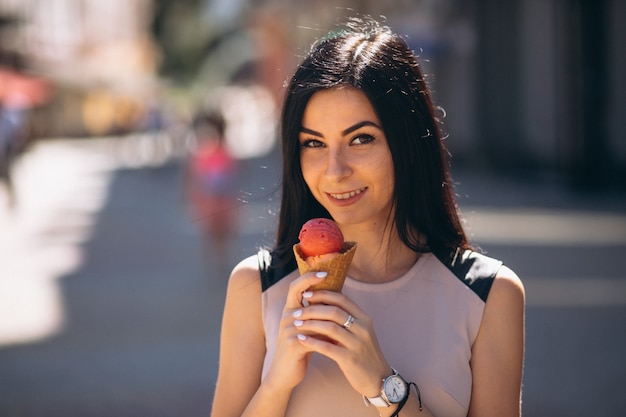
[384,375,407,403]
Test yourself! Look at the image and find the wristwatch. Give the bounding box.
[363,368,408,407]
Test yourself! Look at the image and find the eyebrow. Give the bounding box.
[300,121,382,138]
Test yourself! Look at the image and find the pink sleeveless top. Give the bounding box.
[260,250,501,417]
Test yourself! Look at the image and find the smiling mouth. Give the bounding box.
[329,188,367,200]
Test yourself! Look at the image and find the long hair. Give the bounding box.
[273,18,470,267]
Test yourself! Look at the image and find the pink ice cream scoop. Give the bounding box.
[294,218,357,293]
[297,218,344,258]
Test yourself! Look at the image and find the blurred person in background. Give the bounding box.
[185,109,239,272]
[0,56,51,209]
[211,17,524,417]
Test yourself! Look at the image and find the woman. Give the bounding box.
[211,18,524,417]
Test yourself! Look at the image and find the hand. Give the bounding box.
[261,271,330,392]
[292,289,392,399]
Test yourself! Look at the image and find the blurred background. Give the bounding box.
[0,1,624,416]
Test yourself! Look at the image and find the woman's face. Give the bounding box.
[299,87,395,228]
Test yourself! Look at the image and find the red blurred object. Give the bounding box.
[0,67,52,109]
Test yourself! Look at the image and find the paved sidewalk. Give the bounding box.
[0,136,278,416]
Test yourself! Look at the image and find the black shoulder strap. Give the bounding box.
[257,249,297,292]
[437,249,503,302]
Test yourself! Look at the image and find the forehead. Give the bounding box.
[302,87,380,128]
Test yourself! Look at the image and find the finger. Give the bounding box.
[294,322,343,347]
[293,306,359,347]
[341,314,355,331]
[301,289,365,318]
[294,324,355,355]
[284,271,329,309]
[295,303,355,330]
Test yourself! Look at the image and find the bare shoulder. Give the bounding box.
[469,264,525,416]
[227,254,262,292]
[222,255,264,319]
[213,255,266,417]
[220,254,265,351]
[222,254,264,332]
[490,265,525,306]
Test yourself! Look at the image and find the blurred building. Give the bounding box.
[465,0,625,189]
[154,0,626,187]
[0,0,160,137]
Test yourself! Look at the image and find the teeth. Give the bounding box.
[330,188,364,200]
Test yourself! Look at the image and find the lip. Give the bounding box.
[325,187,367,206]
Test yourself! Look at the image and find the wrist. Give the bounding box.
[362,368,408,408]
[260,369,298,398]
[362,367,394,399]
[362,369,423,416]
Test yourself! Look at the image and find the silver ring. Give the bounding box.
[342,314,355,330]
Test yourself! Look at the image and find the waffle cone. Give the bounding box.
[293,242,357,292]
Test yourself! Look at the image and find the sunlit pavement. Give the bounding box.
[0,136,625,416]
[0,139,115,347]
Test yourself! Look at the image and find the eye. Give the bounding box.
[300,138,324,148]
[351,133,375,145]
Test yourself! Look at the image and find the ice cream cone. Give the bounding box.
[293,242,357,292]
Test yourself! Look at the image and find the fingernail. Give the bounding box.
[297,334,307,341]
[294,320,304,327]
[293,309,302,318]
[302,291,313,299]
[315,271,328,278]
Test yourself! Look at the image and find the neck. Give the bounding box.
[342,222,421,284]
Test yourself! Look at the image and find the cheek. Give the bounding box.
[376,156,396,196]
[381,176,395,199]
[373,154,394,178]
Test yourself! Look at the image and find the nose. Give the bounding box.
[324,147,352,182]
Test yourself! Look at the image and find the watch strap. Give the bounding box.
[362,368,402,408]
[363,394,391,407]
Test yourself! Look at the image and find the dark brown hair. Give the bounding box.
[273,17,470,266]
